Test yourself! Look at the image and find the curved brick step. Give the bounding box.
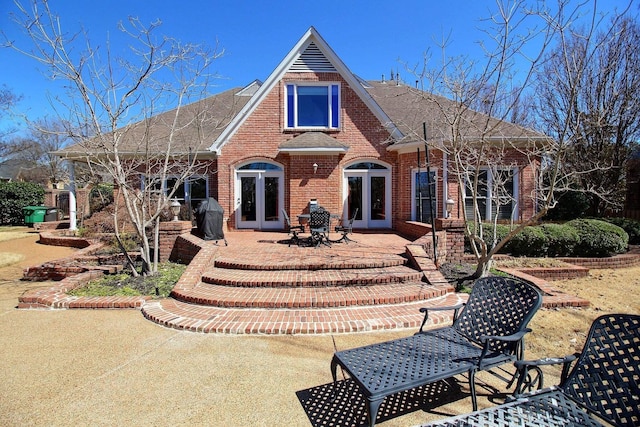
[201,265,422,288]
[141,292,467,334]
[214,254,407,271]
[171,280,449,308]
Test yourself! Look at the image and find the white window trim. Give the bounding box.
[342,160,392,228]
[140,174,209,204]
[463,167,519,221]
[411,168,438,222]
[284,82,341,130]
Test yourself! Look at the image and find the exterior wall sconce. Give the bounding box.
[170,198,181,221]
[445,198,455,218]
[313,163,318,174]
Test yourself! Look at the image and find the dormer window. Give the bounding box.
[286,83,340,129]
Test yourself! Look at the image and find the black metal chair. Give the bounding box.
[330,276,542,427]
[281,209,304,247]
[309,207,331,248]
[331,208,358,244]
[421,313,640,427]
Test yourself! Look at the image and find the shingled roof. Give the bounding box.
[278,132,349,154]
[364,81,547,150]
[55,86,252,159]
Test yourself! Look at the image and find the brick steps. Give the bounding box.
[214,254,407,270]
[141,232,459,334]
[171,280,449,309]
[141,292,466,334]
[201,265,422,288]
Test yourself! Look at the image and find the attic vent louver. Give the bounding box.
[290,42,336,72]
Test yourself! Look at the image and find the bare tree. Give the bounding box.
[536,15,640,216]
[1,118,71,185]
[4,0,224,275]
[0,85,23,155]
[407,0,634,278]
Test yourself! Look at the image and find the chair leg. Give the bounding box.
[330,356,340,399]
[469,369,478,411]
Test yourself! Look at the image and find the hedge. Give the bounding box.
[601,217,640,245]
[0,182,45,225]
[465,219,628,258]
[566,219,628,257]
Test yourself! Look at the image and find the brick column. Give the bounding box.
[435,218,466,263]
[158,221,193,262]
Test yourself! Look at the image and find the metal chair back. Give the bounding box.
[561,313,639,427]
[281,209,295,228]
[453,276,542,354]
[309,207,330,233]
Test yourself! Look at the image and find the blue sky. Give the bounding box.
[0,0,633,134]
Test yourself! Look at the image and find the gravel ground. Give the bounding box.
[1,229,638,427]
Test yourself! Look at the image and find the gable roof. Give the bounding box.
[208,26,403,154]
[54,27,549,161]
[364,81,549,153]
[54,86,252,160]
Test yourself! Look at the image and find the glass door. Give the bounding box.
[236,162,284,229]
[343,162,391,228]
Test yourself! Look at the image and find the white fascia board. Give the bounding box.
[209,27,403,153]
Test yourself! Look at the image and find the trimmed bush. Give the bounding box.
[538,223,580,257]
[507,226,549,257]
[565,219,628,257]
[465,223,511,253]
[601,217,640,245]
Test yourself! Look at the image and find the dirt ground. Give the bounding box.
[0,228,638,427]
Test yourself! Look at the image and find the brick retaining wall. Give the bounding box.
[558,253,640,269]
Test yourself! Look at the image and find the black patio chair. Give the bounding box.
[421,313,640,427]
[309,207,331,248]
[282,209,304,247]
[330,276,542,427]
[331,208,358,244]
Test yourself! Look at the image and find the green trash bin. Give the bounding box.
[23,206,47,227]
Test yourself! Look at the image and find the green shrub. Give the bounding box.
[507,226,548,257]
[601,217,640,245]
[464,223,511,253]
[566,219,628,257]
[543,190,590,220]
[68,262,186,297]
[0,182,45,225]
[538,223,580,257]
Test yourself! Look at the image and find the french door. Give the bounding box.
[343,162,391,228]
[235,163,283,229]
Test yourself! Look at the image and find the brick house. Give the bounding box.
[59,27,547,234]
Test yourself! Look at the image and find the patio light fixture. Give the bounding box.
[170,198,181,221]
[445,198,455,218]
[313,163,318,174]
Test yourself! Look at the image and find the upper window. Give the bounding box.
[286,83,340,129]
